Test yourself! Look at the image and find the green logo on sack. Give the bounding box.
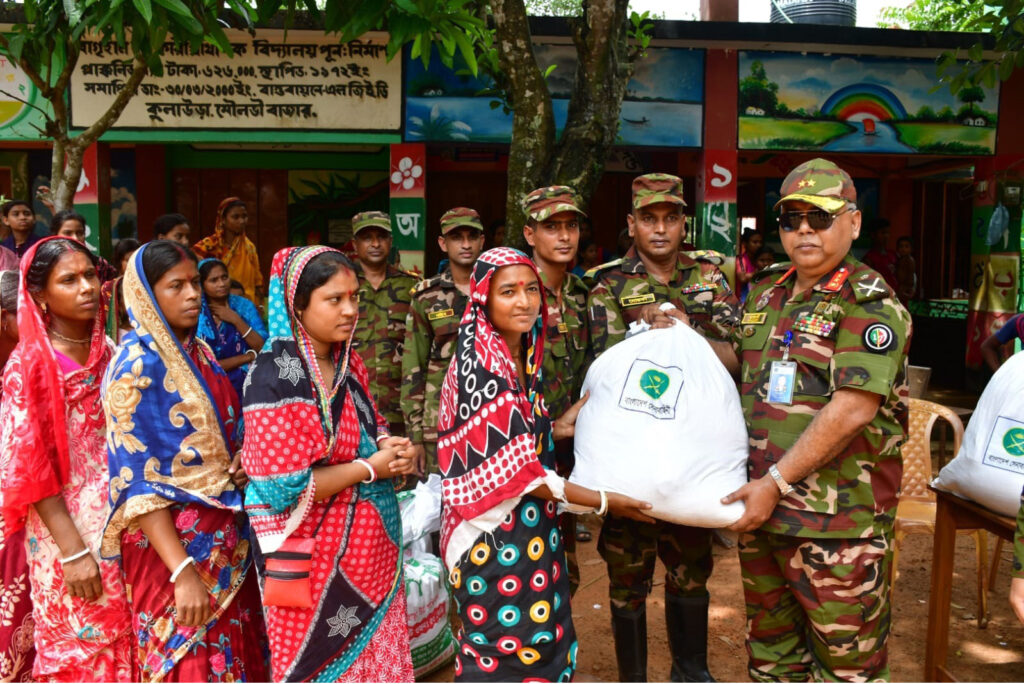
[639,369,670,399]
[1003,428,1024,457]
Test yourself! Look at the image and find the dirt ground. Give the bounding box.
[426,513,1024,682]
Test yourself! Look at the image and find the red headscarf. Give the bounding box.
[0,237,110,533]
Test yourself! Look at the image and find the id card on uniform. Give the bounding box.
[767,361,796,405]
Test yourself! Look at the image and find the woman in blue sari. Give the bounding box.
[197,258,266,400]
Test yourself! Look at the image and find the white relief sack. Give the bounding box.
[933,350,1024,517]
[570,320,748,527]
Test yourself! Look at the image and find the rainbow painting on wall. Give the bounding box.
[738,51,998,155]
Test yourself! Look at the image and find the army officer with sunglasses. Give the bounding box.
[719,158,912,682]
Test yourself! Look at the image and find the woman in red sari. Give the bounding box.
[0,269,33,682]
[242,246,416,682]
[101,240,269,682]
[0,237,133,682]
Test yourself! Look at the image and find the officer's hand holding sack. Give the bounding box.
[570,305,748,527]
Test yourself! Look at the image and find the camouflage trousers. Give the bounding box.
[739,530,893,682]
[598,514,712,612]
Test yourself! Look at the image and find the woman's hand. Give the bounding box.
[552,392,589,441]
[377,436,417,477]
[367,447,400,480]
[208,301,244,328]
[174,565,212,627]
[605,492,656,523]
[228,452,248,489]
[63,553,104,600]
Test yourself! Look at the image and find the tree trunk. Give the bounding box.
[492,0,557,245]
[551,0,633,210]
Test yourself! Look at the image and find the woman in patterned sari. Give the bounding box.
[0,237,133,682]
[101,240,268,682]
[242,246,416,682]
[0,269,33,682]
[192,197,263,302]
[196,258,266,400]
[437,247,652,682]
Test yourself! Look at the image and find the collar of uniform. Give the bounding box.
[621,250,697,277]
[771,253,857,292]
[438,267,457,289]
[538,266,582,297]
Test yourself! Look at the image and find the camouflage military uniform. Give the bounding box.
[735,159,913,682]
[587,177,740,613]
[523,185,592,596]
[353,264,419,435]
[401,208,482,474]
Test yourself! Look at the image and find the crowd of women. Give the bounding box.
[0,188,649,683]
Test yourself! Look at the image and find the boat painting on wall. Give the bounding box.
[405,46,704,147]
[738,51,998,155]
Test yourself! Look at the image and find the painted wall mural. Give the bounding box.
[738,52,998,155]
[405,46,704,147]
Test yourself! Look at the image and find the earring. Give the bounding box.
[40,302,47,313]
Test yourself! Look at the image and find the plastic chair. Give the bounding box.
[895,398,990,628]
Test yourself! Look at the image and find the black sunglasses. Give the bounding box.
[778,206,855,232]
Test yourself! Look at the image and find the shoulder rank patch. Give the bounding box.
[680,282,715,295]
[741,312,767,325]
[620,293,656,307]
[557,322,569,333]
[428,308,456,321]
[863,323,896,352]
[774,266,797,286]
[584,258,624,280]
[823,267,850,292]
[792,312,836,337]
[853,275,888,302]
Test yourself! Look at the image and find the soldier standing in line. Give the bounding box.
[402,207,485,476]
[521,185,591,596]
[721,158,912,681]
[587,173,739,683]
[350,211,420,437]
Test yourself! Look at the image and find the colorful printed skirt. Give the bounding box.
[451,495,578,682]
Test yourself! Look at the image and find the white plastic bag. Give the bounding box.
[398,474,442,550]
[933,351,1024,517]
[570,321,748,527]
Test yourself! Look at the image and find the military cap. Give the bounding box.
[521,185,587,222]
[439,207,484,235]
[632,173,686,209]
[351,210,391,235]
[774,158,857,213]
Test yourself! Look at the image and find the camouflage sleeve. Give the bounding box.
[699,262,740,342]
[1014,484,1024,578]
[831,295,911,397]
[587,278,626,363]
[401,296,430,444]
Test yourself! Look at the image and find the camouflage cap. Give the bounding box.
[439,207,484,235]
[351,210,391,235]
[632,173,686,209]
[774,158,857,213]
[521,185,587,222]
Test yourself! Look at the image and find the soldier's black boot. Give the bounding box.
[666,594,716,682]
[610,604,648,682]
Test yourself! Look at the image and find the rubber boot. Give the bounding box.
[610,604,648,682]
[665,594,716,682]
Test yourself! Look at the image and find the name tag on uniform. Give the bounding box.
[741,312,767,325]
[428,308,455,321]
[767,361,797,405]
[557,323,568,333]
[620,293,656,307]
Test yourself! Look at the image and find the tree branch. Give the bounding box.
[73,56,148,150]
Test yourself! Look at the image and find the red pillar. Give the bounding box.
[73,143,111,257]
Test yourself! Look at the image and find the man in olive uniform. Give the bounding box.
[522,185,590,595]
[721,158,912,681]
[402,207,485,476]
[350,211,420,436]
[587,173,739,683]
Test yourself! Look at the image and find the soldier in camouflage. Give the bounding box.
[350,211,420,436]
[401,207,485,476]
[521,185,591,596]
[721,158,913,682]
[587,173,739,683]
